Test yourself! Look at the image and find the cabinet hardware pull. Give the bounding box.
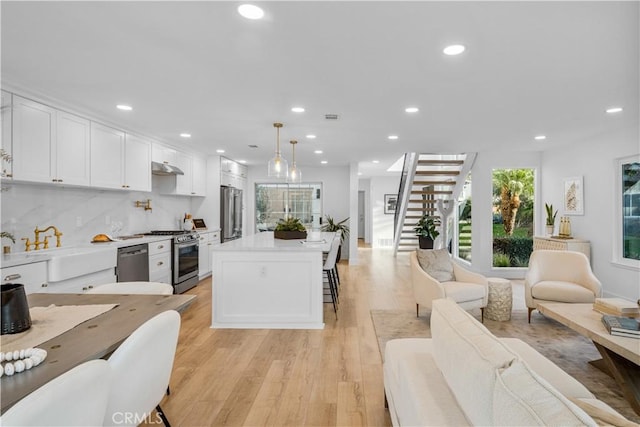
[58,179,63,183]
[122,185,126,188]
[82,286,88,291]
[6,173,12,178]
[41,283,48,287]
[157,261,163,266]
[4,274,21,281]
[88,285,94,289]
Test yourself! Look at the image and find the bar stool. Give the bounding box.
[323,237,341,319]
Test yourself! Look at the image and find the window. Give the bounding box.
[614,155,640,268]
[255,183,322,232]
[492,169,534,267]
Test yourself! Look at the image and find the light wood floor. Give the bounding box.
[154,246,414,427]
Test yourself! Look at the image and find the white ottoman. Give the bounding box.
[485,278,512,321]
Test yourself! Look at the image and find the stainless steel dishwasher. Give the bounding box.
[116,244,149,282]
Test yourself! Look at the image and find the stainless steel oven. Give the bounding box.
[145,231,199,293]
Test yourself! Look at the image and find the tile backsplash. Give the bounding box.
[1,180,194,252]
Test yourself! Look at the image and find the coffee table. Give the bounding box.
[536,302,640,415]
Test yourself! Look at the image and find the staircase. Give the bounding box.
[393,153,476,255]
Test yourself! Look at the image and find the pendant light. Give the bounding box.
[268,122,288,179]
[288,140,301,183]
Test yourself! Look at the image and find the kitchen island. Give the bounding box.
[210,231,336,329]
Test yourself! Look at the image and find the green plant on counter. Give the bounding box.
[275,216,306,232]
[544,203,557,226]
[321,216,350,243]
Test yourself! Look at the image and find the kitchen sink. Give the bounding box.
[46,246,117,282]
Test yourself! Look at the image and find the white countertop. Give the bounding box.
[212,231,336,252]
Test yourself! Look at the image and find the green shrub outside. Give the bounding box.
[493,253,510,267]
[493,237,533,267]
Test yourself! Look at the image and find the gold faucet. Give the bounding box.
[21,237,34,252]
[35,226,63,249]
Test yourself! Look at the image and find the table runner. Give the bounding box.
[0,304,117,351]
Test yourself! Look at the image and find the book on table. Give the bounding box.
[610,330,640,339]
[593,298,639,317]
[601,315,640,336]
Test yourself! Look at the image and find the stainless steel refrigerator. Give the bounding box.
[220,186,243,242]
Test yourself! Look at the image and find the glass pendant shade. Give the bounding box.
[268,123,288,179]
[288,140,302,183]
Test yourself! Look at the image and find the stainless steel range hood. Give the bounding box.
[151,161,184,176]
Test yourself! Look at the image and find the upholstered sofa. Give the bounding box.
[384,298,628,427]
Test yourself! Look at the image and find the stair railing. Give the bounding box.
[393,152,418,256]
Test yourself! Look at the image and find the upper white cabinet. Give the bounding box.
[56,111,91,186]
[12,95,56,183]
[152,144,177,166]
[192,156,206,196]
[1,91,12,178]
[220,156,247,190]
[90,122,125,189]
[174,151,193,195]
[12,95,91,186]
[156,146,206,196]
[124,134,152,192]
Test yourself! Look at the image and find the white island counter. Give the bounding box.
[210,231,336,329]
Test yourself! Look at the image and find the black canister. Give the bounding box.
[1,283,32,334]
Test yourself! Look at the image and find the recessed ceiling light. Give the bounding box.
[237,4,264,20]
[321,160,328,164]
[239,160,247,164]
[216,149,225,153]
[443,44,466,55]
[534,135,546,141]
[291,107,305,113]
[116,104,132,111]
[314,150,323,154]
[306,134,316,139]
[606,107,623,114]
[372,160,380,164]
[405,107,419,113]
[388,135,399,140]
[180,133,191,138]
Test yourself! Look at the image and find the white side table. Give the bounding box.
[485,278,512,321]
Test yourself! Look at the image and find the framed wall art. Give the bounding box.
[563,176,584,215]
[384,194,397,215]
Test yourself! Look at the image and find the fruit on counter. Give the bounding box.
[91,234,113,243]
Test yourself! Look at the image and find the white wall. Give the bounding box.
[246,164,351,259]
[368,175,401,248]
[358,178,372,244]
[541,126,640,300]
[1,180,194,250]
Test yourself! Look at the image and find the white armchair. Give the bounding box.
[410,250,488,320]
[525,250,602,323]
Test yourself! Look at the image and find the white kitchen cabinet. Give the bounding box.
[47,269,116,294]
[174,151,192,195]
[1,90,12,178]
[124,134,152,192]
[198,230,220,280]
[90,122,125,189]
[148,239,171,284]
[12,95,57,183]
[1,262,48,294]
[220,156,247,190]
[191,155,206,196]
[55,111,91,186]
[12,96,90,186]
[151,143,177,166]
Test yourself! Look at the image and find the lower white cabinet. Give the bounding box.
[1,262,48,294]
[148,239,171,284]
[198,230,220,279]
[47,269,116,293]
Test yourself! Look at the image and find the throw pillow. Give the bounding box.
[416,249,455,282]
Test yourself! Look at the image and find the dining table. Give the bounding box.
[0,292,196,413]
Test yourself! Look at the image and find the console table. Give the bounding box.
[533,236,590,262]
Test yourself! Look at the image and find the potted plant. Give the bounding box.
[414,215,440,249]
[274,216,307,240]
[320,216,350,244]
[544,203,557,236]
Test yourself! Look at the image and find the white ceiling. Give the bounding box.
[2,1,638,176]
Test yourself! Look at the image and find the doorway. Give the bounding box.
[358,190,365,239]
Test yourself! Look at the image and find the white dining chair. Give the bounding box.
[0,359,111,427]
[102,310,181,427]
[86,281,173,295]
